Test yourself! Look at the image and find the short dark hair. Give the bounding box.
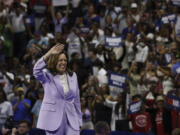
[18,120,31,128]
[95,121,110,135]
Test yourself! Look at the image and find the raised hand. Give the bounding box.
[43,43,64,61]
[49,44,64,55]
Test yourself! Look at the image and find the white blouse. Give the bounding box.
[59,74,69,95]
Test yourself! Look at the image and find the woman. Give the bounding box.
[104,92,128,131]
[128,61,141,96]
[0,87,13,131]
[33,44,82,135]
[81,97,94,130]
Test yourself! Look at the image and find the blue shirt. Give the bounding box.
[12,99,31,123]
[27,38,48,49]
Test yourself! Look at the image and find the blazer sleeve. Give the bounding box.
[33,57,50,84]
[74,73,83,127]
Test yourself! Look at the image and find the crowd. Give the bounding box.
[0,0,180,135]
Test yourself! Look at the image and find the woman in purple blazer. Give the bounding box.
[33,44,82,135]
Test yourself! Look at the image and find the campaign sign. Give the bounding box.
[171,62,180,76]
[105,36,122,47]
[172,0,180,6]
[168,14,177,23]
[108,72,127,88]
[25,15,35,27]
[166,94,180,111]
[80,27,90,34]
[128,101,142,114]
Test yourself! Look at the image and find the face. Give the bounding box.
[88,5,94,14]
[106,15,112,24]
[157,101,164,109]
[170,42,177,53]
[17,123,30,135]
[88,77,94,86]
[56,12,62,20]
[38,92,44,100]
[132,63,138,72]
[56,53,67,74]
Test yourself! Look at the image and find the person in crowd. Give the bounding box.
[128,61,141,96]
[52,2,69,34]
[12,87,31,124]
[29,0,52,31]
[95,121,110,135]
[81,97,94,130]
[172,128,180,135]
[104,92,129,131]
[8,1,27,60]
[11,120,31,135]
[129,100,151,133]
[33,44,82,134]
[31,89,44,128]
[83,48,102,75]
[83,4,100,27]
[0,87,13,131]
[152,95,172,135]
[171,88,180,130]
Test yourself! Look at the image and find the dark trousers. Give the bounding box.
[13,31,27,60]
[115,120,129,131]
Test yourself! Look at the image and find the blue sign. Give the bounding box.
[166,94,180,111]
[80,27,90,34]
[171,62,180,76]
[172,0,180,6]
[24,15,35,27]
[108,72,127,88]
[128,101,142,114]
[168,14,177,23]
[161,14,177,24]
[105,36,122,47]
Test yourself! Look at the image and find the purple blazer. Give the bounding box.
[33,57,82,131]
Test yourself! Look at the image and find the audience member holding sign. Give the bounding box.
[128,96,151,134]
[153,95,172,135]
[105,36,122,47]
[104,92,129,131]
[167,88,180,130]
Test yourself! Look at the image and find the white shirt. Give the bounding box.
[52,0,67,6]
[104,99,125,131]
[59,74,69,95]
[135,45,149,63]
[10,12,26,33]
[0,101,13,124]
[0,72,14,95]
[66,32,82,60]
[175,16,180,37]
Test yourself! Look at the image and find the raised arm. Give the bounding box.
[33,44,64,83]
[104,96,117,108]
